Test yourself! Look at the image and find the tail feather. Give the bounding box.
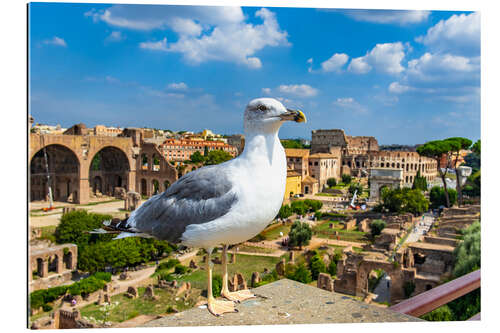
[89,217,152,240]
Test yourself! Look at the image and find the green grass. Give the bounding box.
[260,224,291,240]
[236,245,278,254]
[315,192,343,197]
[313,221,370,243]
[80,286,201,324]
[177,254,281,289]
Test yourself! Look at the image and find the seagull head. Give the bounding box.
[244,98,306,134]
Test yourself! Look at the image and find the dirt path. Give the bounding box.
[29,200,126,227]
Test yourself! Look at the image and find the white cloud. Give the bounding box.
[170,18,203,37]
[388,82,411,94]
[320,53,349,72]
[42,36,67,47]
[106,31,125,42]
[348,42,406,75]
[261,88,272,95]
[87,5,289,69]
[332,97,368,113]
[406,52,480,82]
[167,82,188,90]
[416,12,480,55]
[139,38,168,51]
[85,5,244,31]
[278,84,318,97]
[343,9,430,25]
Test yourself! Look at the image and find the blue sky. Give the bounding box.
[29,3,480,145]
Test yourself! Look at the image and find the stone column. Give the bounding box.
[41,259,49,278]
[56,255,64,273]
[127,170,136,192]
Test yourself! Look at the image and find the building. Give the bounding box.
[284,148,338,195]
[159,138,238,161]
[285,169,302,199]
[308,153,340,190]
[311,129,437,186]
[93,125,123,137]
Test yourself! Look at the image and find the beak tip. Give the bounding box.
[295,110,307,123]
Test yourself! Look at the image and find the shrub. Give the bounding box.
[157,259,180,271]
[378,187,429,214]
[348,183,363,196]
[327,178,337,187]
[290,201,308,215]
[309,254,326,280]
[403,281,416,298]
[370,220,386,237]
[78,238,173,273]
[429,186,457,208]
[93,272,112,282]
[42,304,53,312]
[157,272,175,282]
[303,199,323,212]
[212,274,223,297]
[328,260,337,276]
[421,305,454,321]
[285,263,312,284]
[341,174,352,184]
[278,204,293,219]
[55,210,113,246]
[453,221,480,278]
[174,264,189,275]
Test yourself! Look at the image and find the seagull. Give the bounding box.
[95,98,306,316]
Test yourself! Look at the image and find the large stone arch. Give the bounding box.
[88,146,131,196]
[30,144,81,202]
[356,260,406,304]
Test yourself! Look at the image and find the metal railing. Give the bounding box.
[389,269,480,320]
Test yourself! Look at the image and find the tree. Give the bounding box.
[348,183,363,196]
[278,204,293,219]
[288,221,312,249]
[309,252,327,280]
[370,219,386,237]
[204,150,233,165]
[327,178,337,187]
[190,151,205,163]
[55,210,113,246]
[341,174,352,184]
[417,140,453,207]
[429,186,457,209]
[412,171,428,191]
[377,188,429,214]
[444,137,472,206]
[303,199,323,212]
[453,221,480,278]
[285,262,312,284]
[472,139,480,155]
[203,146,209,157]
[290,200,307,215]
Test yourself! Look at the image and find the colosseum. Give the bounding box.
[311,129,437,187]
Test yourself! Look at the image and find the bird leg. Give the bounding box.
[221,245,256,303]
[205,248,237,317]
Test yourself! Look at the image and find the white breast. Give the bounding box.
[180,133,286,249]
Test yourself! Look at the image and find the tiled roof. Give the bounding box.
[285,148,310,157]
[302,175,318,184]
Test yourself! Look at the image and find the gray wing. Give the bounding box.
[129,165,238,243]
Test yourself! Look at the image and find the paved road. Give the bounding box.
[372,274,391,304]
[405,213,434,244]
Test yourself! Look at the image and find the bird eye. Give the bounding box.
[258,105,267,112]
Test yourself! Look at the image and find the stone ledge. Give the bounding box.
[142,279,420,327]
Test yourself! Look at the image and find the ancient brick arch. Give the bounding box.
[136,143,177,197]
[30,144,81,202]
[88,146,132,196]
[30,133,136,203]
[356,260,406,303]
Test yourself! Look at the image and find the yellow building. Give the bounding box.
[285,169,302,200]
